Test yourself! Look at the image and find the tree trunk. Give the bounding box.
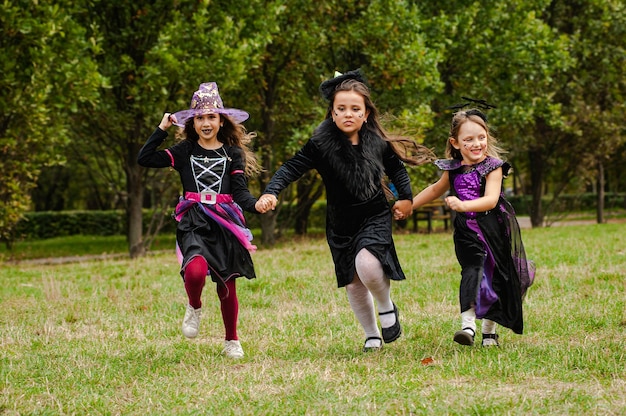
[258,75,278,245]
[596,159,605,224]
[528,149,544,228]
[258,138,277,245]
[126,158,146,259]
[294,172,324,235]
[260,210,277,245]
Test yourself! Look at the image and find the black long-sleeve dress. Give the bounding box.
[138,128,259,284]
[264,119,412,287]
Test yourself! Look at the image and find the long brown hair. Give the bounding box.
[326,79,435,167]
[181,115,262,176]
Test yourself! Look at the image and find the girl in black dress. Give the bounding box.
[138,82,268,358]
[258,70,432,352]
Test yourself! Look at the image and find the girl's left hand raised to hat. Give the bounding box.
[159,113,177,131]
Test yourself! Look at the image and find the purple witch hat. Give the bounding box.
[172,82,249,127]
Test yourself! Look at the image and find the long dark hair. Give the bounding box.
[326,79,434,167]
[181,115,262,176]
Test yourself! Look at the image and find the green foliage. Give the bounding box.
[11,209,180,241]
[66,0,284,255]
[508,192,626,216]
[418,0,573,146]
[223,1,446,244]
[14,211,126,240]
[2,0,626,250]
[0,0,103,243]
[413,0,626,226]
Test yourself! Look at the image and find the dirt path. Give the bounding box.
[5,250,170,266]
[516,216,626,229]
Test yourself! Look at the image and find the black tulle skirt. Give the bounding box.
[175,202,256,284]
[453,199,535,334]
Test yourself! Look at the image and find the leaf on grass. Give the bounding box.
[420,356,435,366]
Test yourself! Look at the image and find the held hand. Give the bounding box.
[265,194,278,210]
[158,112,177,131]
[444,196,465,212]
[392,200,413,221]
[256,194,278,213]
[255,199,268,213]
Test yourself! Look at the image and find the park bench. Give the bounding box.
[411,199,452,233]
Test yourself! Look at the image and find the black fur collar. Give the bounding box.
[311,119,386,200]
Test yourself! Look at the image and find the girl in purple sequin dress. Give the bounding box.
[411,109,535,347]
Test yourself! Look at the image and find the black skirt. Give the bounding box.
[326,190,406,287]
[176,204,256,284]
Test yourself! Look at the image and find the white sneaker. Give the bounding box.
[182,304,202,338]
[222,340,244,359]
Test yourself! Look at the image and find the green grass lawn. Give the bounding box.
[0,234,179,262]
[1,224,625,415]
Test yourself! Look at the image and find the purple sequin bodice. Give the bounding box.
[435,157,506,219]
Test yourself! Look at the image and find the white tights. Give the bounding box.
[461,307,497,334]
[345,249,396,343]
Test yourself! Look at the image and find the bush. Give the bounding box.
[15,210,125,240]
[507,192,625,216]
[14,193,625,240]
[14,203,328,240]
[14,210,178,240]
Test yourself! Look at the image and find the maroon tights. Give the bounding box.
[183,256,239,340]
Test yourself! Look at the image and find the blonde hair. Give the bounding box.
[446,109,505,160]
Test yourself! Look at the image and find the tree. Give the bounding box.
[71,0,270,257]
[418,0,626,227]
[541,0,626,224]
[0,0,102,246]
[235,0,442,244]
[417,0,575,227]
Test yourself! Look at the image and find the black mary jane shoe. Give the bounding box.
[481,333,499,347]
[453,327,475,346]
[363,336,383,352]
[379,303,402,343]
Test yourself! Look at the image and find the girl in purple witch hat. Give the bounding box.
[412,108,535,347]
[257,69,433,352]
[138,82,271,359]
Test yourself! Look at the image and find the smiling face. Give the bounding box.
[193,112,222,146]
[450,119,488,165]
[331,90,370,143]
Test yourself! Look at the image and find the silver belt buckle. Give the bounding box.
[200,191,217,205]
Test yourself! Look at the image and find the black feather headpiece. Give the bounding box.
[319,69,368,100]
[447,96,496,122]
